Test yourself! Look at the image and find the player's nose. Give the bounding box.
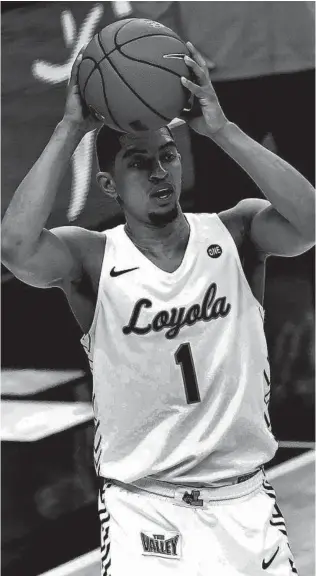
[149,161,168,183]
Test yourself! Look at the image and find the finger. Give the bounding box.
[181,92,194,114]
[69,55,82,88]
[69,45,87,86]
[180,98,195,118]
[186,42,208,71]
[204,57,216,71]
[184,55,208,85]
[78,44,88,58]
[181,76,201,96]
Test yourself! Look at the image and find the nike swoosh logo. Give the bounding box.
[262,546,280,570]
[110,266,139,277]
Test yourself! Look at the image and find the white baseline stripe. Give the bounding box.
[278,440,315,450]
[266,449,315,480]
[39,549,100,576]
[39,450,315,576]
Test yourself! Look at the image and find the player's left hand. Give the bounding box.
[181,42,228,136]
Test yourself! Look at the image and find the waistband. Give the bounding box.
[110,468,264,504]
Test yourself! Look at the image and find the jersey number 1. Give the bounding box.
[175,343,201,404]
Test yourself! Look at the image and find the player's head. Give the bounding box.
[96,124,182,227]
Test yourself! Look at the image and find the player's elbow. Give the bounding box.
[297,186,316,243]
[1,232,36,274]
[303,220,315,244]
[293,215,315,245]
[1,233,22,267]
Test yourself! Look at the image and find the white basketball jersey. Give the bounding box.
[81,213,277,485]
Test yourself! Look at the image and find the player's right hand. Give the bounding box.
[63,48,100,134]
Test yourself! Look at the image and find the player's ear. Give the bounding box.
[96,172,117,199]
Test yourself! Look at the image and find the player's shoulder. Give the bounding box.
[218,199,270,250]
[219,198,270,223]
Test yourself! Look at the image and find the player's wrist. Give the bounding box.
[208,120,236,141]
[57,117,86,141]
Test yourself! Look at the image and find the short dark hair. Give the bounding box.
[95,125,123,173]
[95,124,175,174]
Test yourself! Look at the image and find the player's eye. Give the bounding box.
[128,156,147,169]
[161,151,177,163]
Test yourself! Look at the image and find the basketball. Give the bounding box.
[77,18,191,133]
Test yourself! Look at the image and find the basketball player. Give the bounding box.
[2,43,315,575]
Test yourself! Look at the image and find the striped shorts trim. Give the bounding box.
[98,481,112,576]
[262,477,298,574]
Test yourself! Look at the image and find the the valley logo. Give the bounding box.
[140,532,181,559]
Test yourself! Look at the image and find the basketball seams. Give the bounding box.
[80,57,99,100]
[106,55,172,123]
[81,56,99,65]
[113,17,137,48]
[81,21,186,130]
[96,64,125,132]
[81,54,107,72]
[81,53,124,131]
[116,48,184,79]
[99,33,186,59]
[96,32,171,124]
[113,33,185,54]
[113,29,186,79]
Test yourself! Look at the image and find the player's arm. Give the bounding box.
[209,128,315,254]
[2,225,96,289]
[182,44,315,252]
[1,51,99,288]
[1,115,85,288]
[223,198,314,257]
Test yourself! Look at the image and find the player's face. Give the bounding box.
[114,129,182,226]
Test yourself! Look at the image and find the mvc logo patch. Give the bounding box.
[140,531,181,559]
[207,244,222,258]
[182,489,204,506]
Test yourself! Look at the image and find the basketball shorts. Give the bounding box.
[98,470,298,576]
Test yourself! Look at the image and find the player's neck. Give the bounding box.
[124,212,190,255]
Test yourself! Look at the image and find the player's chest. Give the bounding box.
[104,250,239,341]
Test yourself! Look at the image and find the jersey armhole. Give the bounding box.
[80,232,109,344]
[214,213,265,316]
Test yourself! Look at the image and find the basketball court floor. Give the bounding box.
[39,449,315,576]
